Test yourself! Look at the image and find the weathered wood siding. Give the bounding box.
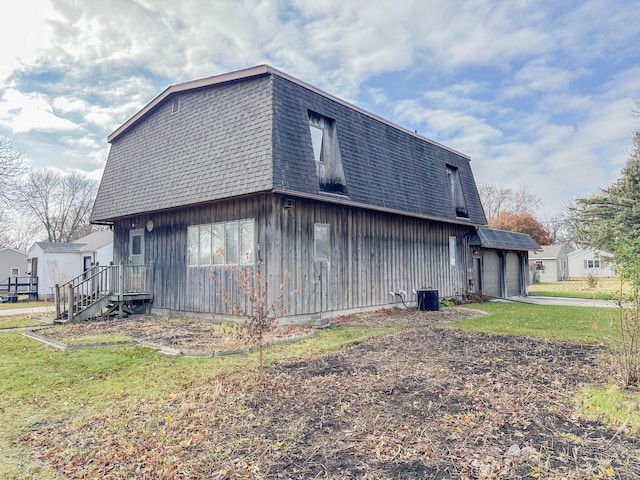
[113,194,476,318]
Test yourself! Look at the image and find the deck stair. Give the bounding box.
[55,263,153,324]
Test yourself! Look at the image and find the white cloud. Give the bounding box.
[0,0,636,218]
[0,89,79,133]
[0,0,58,82]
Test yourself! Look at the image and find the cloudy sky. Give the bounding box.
[1,0,638,217]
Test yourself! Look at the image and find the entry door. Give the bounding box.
[129,229,144,291]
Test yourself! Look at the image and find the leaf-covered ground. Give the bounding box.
[21,308,640,479]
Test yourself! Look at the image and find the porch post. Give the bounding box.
[67,283,74,323]
[118,262,124,317]
[55,284,61,319]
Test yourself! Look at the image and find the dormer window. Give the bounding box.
[308,110,348,195]
[446,165,468,218]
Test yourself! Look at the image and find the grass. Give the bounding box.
[0,316,50,329]
[0,322,390,479]
[528,277,631,301]
[448,302,617,344]
[577,384,640,433]
[0,300,53,310]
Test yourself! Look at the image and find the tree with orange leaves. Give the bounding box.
[489,211,553,245]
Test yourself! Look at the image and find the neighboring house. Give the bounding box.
[0,247,28,279]
[0,247,32,297]
[529,244,569,282]
[91,65,490,322]
[469,228,540,298]
[567,248,616,279]
[28,230,113,300]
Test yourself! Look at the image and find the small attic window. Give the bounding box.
[446,165,469,218]
[171,97,180,114]
[309,125,324,162]
[308,110,348,195]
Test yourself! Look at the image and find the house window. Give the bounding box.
[449,236,457,266]
[309,124,324,163]
[446,165,469,218]
[308,110,348,195]
[314,224,329,262]
[587,259,601,269]
[171,97,180,114]
[188,219,254,267]
[10,267,19,277]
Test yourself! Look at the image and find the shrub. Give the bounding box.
[214,247,297,380]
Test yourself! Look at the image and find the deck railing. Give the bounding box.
[0,276,38,295]
[55,263,153,321]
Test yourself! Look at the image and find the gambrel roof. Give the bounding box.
[470,227,540,251]
[92,65,487,226]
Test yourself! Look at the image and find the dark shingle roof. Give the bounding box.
[470,228,540,251]
[92,65,487,226]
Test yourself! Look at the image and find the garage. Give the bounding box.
[470,228,540,298]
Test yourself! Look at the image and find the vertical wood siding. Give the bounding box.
[113,194,476,318]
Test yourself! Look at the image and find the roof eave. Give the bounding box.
[273,189,485,227]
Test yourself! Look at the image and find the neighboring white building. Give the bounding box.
[529,245,569,282]
[27,230,113,300]
[567,247,616,279]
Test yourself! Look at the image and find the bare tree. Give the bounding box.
[540,200,583,250]
[0,210,43,250]
[478,183,541,221]
[0,137,28,204]
[15,169,99,242]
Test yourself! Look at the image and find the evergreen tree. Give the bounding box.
[576,131,640,252]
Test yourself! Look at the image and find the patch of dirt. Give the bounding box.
[21,308,640,479]
[41,316,313,353]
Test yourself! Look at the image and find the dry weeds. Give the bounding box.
[21,308,640,479]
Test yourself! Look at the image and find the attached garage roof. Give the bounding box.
[470,227,540,251]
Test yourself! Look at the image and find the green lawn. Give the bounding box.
[0,316,50,329]
[0,300,53,310]
[528,278,631,301]
[447,302,618,344]
[0,323,389,479]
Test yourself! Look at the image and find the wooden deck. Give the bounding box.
[0,276,38,301]
[55,264,153,323]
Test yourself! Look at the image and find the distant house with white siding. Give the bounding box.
[529,245,569,282]
[567,248,616,279]
[27,231,113,300]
